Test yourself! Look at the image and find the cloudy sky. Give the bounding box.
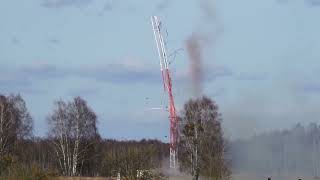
[1,0,320,140]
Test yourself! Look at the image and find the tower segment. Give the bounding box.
[151,16,178,169]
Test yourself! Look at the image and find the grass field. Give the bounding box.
[55,174,316,180]
[169,174,315,180]
[232,174,315,180]
[55,177,115,180]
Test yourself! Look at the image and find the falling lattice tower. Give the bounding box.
[151,16,178,169]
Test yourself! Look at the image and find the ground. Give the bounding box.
[56,175,316,180]
[232,174,315,180]
[56,177,115,180]
[171,175,315,180]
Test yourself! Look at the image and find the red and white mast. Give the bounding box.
[151,16,178,169]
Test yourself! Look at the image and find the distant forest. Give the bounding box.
[231,123,320,177]
[12,138,169,177]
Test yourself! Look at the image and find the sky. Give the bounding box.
[1,0,320,141]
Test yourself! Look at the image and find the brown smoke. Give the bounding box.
[186,34,203,97]
[185,0,219,97]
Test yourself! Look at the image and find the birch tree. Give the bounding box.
[47,96,98,176]
[179,96,230,180]
[0,94,33,156]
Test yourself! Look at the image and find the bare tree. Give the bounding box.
[47,96,98,176]
[179,96,230,180]
[8,95,33,139]
[0,94,33,156]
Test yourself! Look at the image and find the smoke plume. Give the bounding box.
[185,0,219,97]
[186,34,203,96]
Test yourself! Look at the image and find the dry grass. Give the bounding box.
[55,177,115,180]
[168,175,192,180]
[232,174,315,180]
[166,174,316,180]
[55,174,316,180]
[55,176,190,180]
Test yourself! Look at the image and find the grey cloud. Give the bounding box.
[0,74,46,95]
[175,65,233,84]
[210,88,227,98]
[67,87,100,97]
[2,63,269,93]
[98,1,114,16]
[41,0,94,8]
[0,63,237,95]
[102,1,114,11]
[47,38,61,44]
[305,0,320,6]
[155,0,171,12]
[0,63,160,85]
[236,72,268,81]
[302,83,320,93]
[103,3,113,11]
[0,65,61,94]
[11,37,20,45]
[74,64,160,84]
[205,66,233,81]
[0,67,32,87]
[19,64,68,79]
[0,78,32,90]
[277,0,320,7]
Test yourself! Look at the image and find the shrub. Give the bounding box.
[0,163,56,180]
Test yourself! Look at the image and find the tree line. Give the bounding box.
[5,93,320,179]
[0,94,230,180]
[231,123,320,177]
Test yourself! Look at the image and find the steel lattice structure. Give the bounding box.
[151,16,178,169]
